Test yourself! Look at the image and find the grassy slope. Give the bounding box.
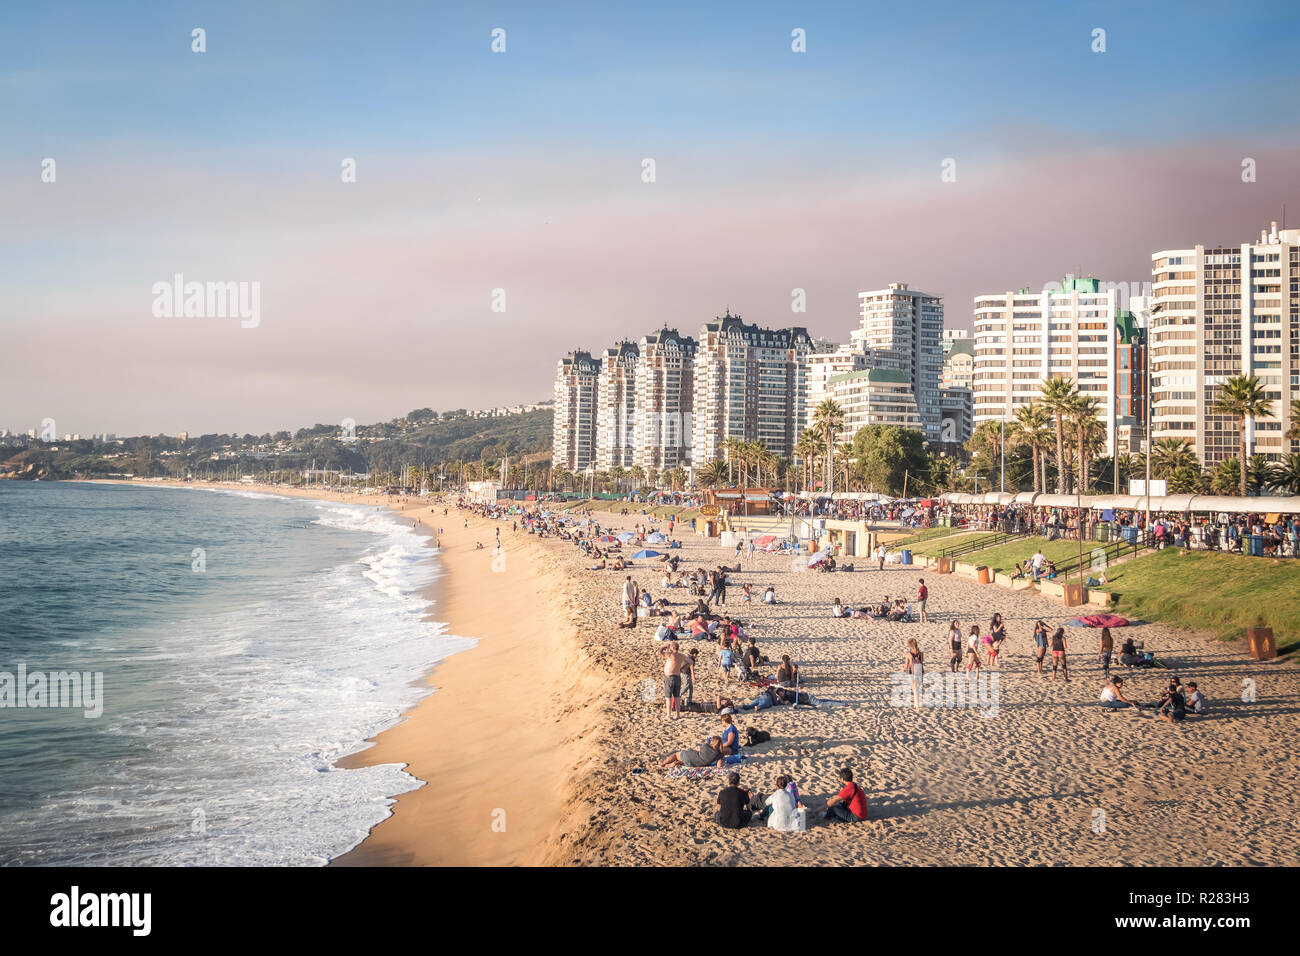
[1108,550,1300,654]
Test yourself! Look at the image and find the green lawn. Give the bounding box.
[1108,550,1300,655]
[909,530,1022,558]
[932,538,1095,576]
[884,525,969,548]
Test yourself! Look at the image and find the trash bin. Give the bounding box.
[1096,522,1110,543]
[976,565,991,585]
[1247,626,1277,659]
[1249,534,1265,557]
[1121,525,1138,545]
[901,549,912,565]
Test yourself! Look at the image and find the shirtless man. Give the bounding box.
[659,641,691,719]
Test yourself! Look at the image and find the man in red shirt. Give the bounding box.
[823,767,868,823]
[916,578,929,623]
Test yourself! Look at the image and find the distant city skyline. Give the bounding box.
[3,1,1298,435]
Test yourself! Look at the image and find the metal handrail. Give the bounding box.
[937,526,1035,559]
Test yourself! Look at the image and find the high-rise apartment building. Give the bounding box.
[826,368,924,434]
[594,341,638,470]
[972,275,1124,455]
[805,345,871,430]
[1148,223,1300,463]
[552,350,599,472]
[853,283,944,442]
[942,332,974,389]
[633,328,696,473]
[691,312,811,466]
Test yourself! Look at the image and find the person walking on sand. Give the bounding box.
[876,543,887,571]
[965,625,983,673]
[916,578,929,623]
[948,620,963,672]
[903,637,924,708]
[1049,626,1069,681]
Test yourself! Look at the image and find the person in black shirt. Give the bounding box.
[715,772,752,828]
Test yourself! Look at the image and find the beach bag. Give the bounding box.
[745,727,771,746]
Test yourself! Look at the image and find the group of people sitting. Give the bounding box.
[711,767,868,830]
[1099,674,1207,722]
[831,596,912,622]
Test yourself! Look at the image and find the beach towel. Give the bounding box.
[1065,613,1130,628]
[664,766,734,779]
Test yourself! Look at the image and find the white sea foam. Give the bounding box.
[0,496,472,866]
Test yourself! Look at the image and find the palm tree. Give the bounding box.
[1151,438,1198,478]
[1168,464,1204,495]
[1211,458,1241,496]
[698,459,729,488]
[1212,375,1273,496]
[1039,377,1078,494]
[1287,398,1300,444]
[1065,394,1102,494]
[795,428,820,493]
[812,399,845,495]
[1012,403,1051,494]
[1247,454,1278,495]
[1273,453,1300,495]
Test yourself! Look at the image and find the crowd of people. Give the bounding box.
[451,494,1216,838]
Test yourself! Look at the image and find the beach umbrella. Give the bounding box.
[597,535,618,543]
[632,549,662,559]
[617,531,635,542]
[807,549,830,567]
[754,534,776,546]
[647,532,668,543]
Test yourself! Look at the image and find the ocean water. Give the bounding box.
[0,482,470,865]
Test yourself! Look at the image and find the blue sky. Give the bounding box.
[3,1,1299,434]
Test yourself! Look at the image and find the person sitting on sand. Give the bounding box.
[654,620,674,642]
[714,772,752,829]
[743,638,763,672]
[1156,682,1187,723]
[661,734,724,769]
[1010,561,1027,581]
[753,774,804,831]
[612,556,626,571]
[717,712,741,756]
[823,767,868,823]
[589,556,607,570]
[1120,637,1142,669]
[762,585,777,605]
[1186,681,1207,715]
[1100,676,1140,710]
[776,655,799,686]
[831,597,846,618]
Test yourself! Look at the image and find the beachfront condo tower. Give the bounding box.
[972,275,1129,457]
[691,311,812,469]
[594,341,639,470]
[632,327,697,474]
[804,344,873,430]
[1148,223,1300,464]
[852,283,945,443]
[552,350,600,472]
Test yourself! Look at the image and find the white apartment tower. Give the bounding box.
[552,350,600,472]
[691,311,812,466]
[594,341,638,470]
[1148,223,1300,464]
[972,275,1121,455]
[633,328,697,473]
[853,283,944,442]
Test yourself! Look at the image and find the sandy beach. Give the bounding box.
[83,481,1300,866]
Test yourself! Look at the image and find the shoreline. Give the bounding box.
[74,479,602,866]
